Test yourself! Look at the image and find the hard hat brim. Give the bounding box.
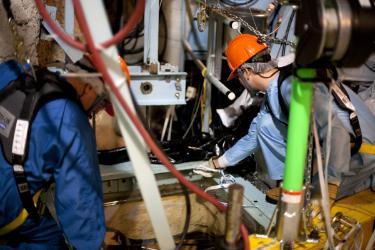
[227,70,237,81]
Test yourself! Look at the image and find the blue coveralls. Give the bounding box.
[0,61,105,250]
[218,73,375,197]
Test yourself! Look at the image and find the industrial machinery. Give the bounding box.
[10,0,375,249]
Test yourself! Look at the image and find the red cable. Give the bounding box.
[241,225,250,249]
[73,0,251,249]
[34,0,145,50]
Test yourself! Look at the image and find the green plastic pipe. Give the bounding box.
[283,69,315,191]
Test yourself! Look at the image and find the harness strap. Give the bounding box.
[11,90,41,220]
[264,94,288,126]
[330,82,362,155]
[264,65,293,126]
[0,189,42,236]
[277,65,293,120]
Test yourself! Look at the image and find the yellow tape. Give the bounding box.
[359,143,375,155]
[201,68,206,77]
[0,190,42,236]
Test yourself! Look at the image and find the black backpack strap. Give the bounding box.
[264,94,288,126]
[1,68,80,222]
[277,64,294,120]
[330,82,362,155]
[264,64,294,126]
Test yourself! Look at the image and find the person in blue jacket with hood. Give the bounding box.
[0,2,106,248]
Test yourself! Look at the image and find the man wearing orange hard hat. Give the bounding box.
[194,34,291,186]
[194,34,375,203]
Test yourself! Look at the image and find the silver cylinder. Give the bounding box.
[275,188,304,246]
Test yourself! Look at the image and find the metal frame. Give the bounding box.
[128,65,187,105]
[203,13,224,133]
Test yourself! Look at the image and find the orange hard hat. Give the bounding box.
[225,34,268,81]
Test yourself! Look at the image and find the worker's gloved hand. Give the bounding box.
[193,157,224,178]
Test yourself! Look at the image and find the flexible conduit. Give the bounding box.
[34,0,250,248]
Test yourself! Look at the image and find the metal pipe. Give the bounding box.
[182,39,205,70]
[206,73,236,100]
[182,39,236,101]
[225,184,244,246]
[144,0,159,65]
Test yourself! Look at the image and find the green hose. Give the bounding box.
[283,69,315,191]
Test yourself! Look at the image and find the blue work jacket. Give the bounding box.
[219,73,375,187]
[0,61,105,250]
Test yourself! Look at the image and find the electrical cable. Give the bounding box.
[325,81,333,185]
[185,0,205,51]
[182,78,204,140]
[34,0,145,51]
[257,69,279,79]
[71,1,250,249]
[176,183,191,250]
[220,0,258,7]
[123,7,167,60]
[159,7,168,61]
[312,114,335,249]
[268,4,281,33]
[365,62,375,72]
[280,8,295,56]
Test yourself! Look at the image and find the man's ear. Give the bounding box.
[243,68,252,80]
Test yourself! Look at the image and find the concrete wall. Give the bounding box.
[0,0,40,64]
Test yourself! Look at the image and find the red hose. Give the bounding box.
[56,0,250,248]
[34,0,145,50]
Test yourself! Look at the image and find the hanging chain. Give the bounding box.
[207,5,296,47]
[304,129,314,230]
[197,0,208,32]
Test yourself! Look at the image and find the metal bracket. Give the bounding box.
[129,65,187,106]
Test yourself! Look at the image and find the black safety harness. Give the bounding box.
[0,64,80,222]
[266,65,363,155]
[265,64,293,126]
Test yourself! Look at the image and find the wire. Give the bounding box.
[325,81,333,185]
[220,0,258,7]
[268,4,281,33]
[34,0,145,51]
[267,25,280,36]
[280,8,295,56]
[185,0,205,51]
[176,183,191,250]
[365,62,375,72]
[312,114,335,249]
[182,78,204,139]
[71,1,250,249]
[257,69,279,79]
